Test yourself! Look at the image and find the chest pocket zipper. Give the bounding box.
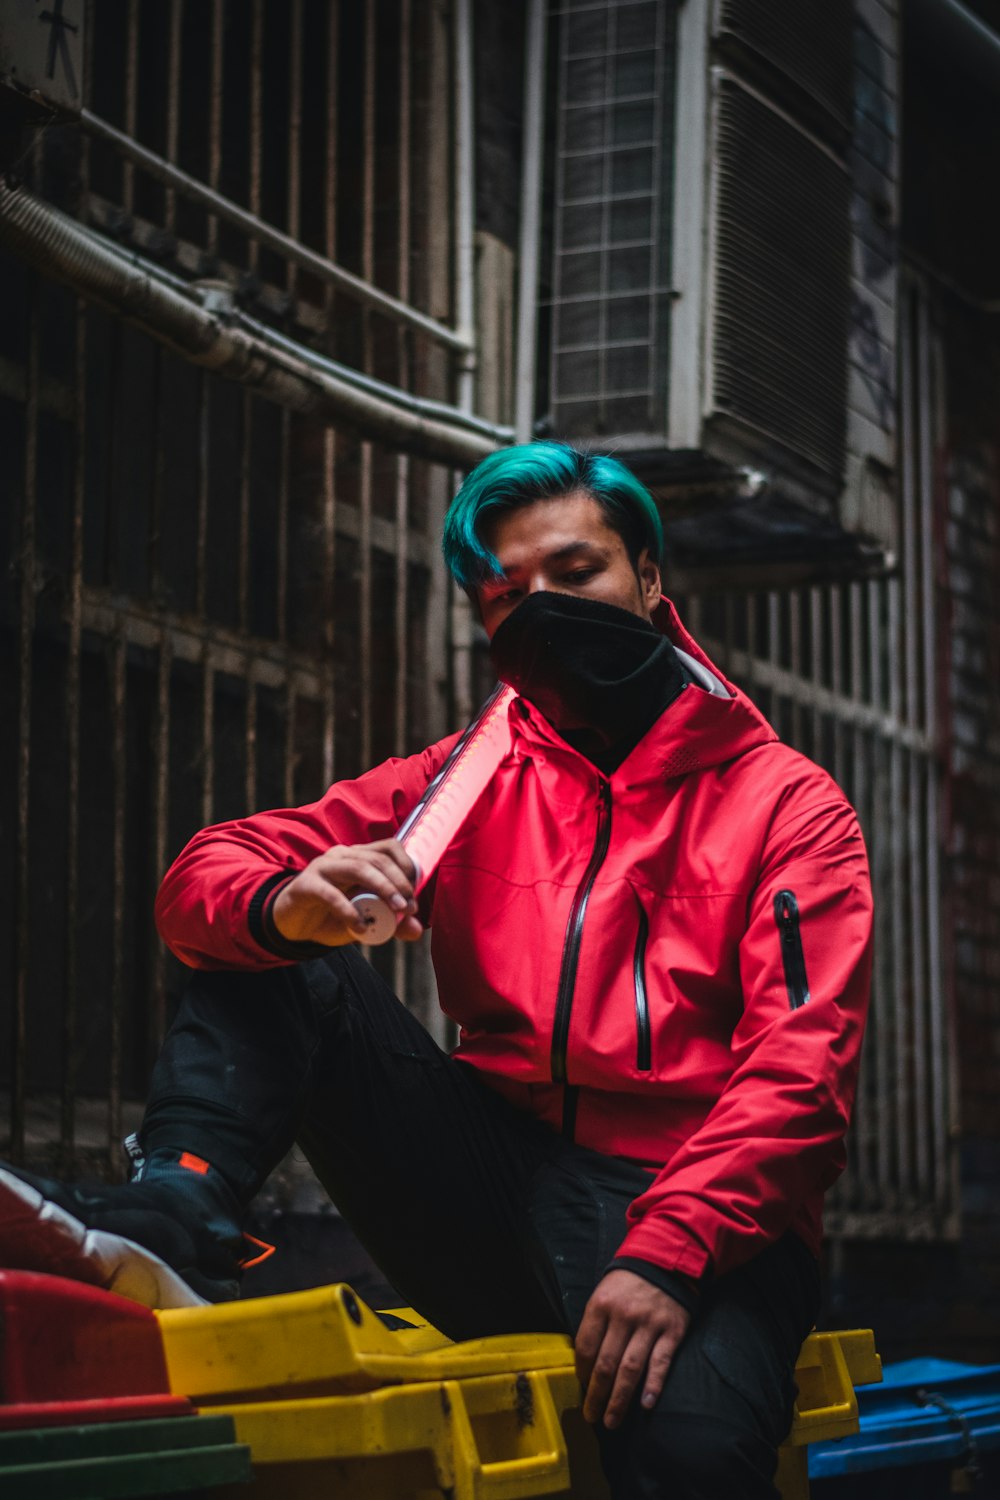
[774,890,810,1009]
[633,897,651,1070]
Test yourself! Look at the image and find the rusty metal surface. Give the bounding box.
[1,1,953,1244]
[11,279,38,1163]
[676,279,954,1238]
[1,0,457,1170]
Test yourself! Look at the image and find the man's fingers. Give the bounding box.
[271,841,423,947]
[271,872,369,945]
[581,1324,631,1426]
[575,1273,692,1429]
[574,1302,608,1389]
[349,849,416,897]
[365,838,417,883]
[640,1333,678,1413]
[602,1330,654,1430]
[317,853,412,910]
[300,876,370,937]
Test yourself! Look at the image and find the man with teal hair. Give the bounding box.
[442,441,665,590]
[0,443,872,1500]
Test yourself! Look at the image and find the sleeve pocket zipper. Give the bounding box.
[774,889,810,1010]
[633,897,652,1070]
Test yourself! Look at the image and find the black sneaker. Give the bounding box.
[0,1153,250,1309]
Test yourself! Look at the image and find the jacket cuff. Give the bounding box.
[247,872,331,962]
[605,1257,703,1317]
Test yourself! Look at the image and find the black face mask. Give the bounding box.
[488,591,686,771]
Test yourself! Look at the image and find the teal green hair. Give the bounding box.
[442,442,664,589]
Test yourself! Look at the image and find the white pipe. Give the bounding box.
[667,0,710,450]
[453,0,478,412]
[451,0,480,727]
[514,0,546,443]
[0,179,504,468]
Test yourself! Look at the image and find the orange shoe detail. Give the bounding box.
[238,1233,276,1271]
[178,1152,210,1176]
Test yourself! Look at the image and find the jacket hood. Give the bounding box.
[507,596,777,787]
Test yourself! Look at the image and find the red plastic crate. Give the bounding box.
[0,1271,191,1429]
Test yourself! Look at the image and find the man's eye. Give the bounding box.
[565,568,596,584]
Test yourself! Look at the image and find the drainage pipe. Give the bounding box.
[515,0,547,442]
[450,0,481,727]
[453,0,478,413]
[0,180,506,468]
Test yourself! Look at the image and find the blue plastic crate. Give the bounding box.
[809,1357,1000,1479]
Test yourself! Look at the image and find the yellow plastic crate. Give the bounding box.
[158,1284,572,1401]
[197,1371,582,1500]
[775,1328,883,1500]
[156,1286,881,1500]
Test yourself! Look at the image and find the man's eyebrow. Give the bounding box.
[488,540,608,582]
[480,538,611,593]
[546,539,608,563]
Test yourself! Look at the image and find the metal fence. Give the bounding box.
[2,2,956,1238]
[1,0,473,1174]
[675,277,957,1240]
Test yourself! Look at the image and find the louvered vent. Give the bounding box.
[548,0,677,439]
[709,73,851,481]
[716,0,853,130]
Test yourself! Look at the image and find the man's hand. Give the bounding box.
[575,1269,691,1430]
[271,839,422,946]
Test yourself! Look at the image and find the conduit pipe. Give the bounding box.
[450,0,480,727]
[515,0,546,442]
[0,180,508,468]
[453,0,477,413]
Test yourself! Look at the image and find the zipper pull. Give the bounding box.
[773,890,810,1009]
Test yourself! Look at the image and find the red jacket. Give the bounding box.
[156,601,873,1282]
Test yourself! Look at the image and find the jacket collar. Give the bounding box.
[506,596,777,788]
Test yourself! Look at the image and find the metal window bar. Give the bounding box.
[673,284,956,1239]
[77,108,471,353]
[2,0,466,1174]
[320,0,340,800]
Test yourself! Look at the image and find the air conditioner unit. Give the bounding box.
[544,0,897,580]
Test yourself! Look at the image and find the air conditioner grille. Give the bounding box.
[548,0,678,439]
[717,0,853,129]
[710,75,850,481]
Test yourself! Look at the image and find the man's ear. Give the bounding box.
[636,549,662,615]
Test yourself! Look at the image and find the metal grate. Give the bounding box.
[548,0,677,439]
[716,0,854,130]
[708,71,851,484]
[1,0,465,1175]
[676,278,957,1240]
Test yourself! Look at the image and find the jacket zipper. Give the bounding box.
[774,890,810,1009]
[551,780,612,1089]
[633,898,651,1071]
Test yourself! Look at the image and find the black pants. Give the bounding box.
[143,948,821,1499]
